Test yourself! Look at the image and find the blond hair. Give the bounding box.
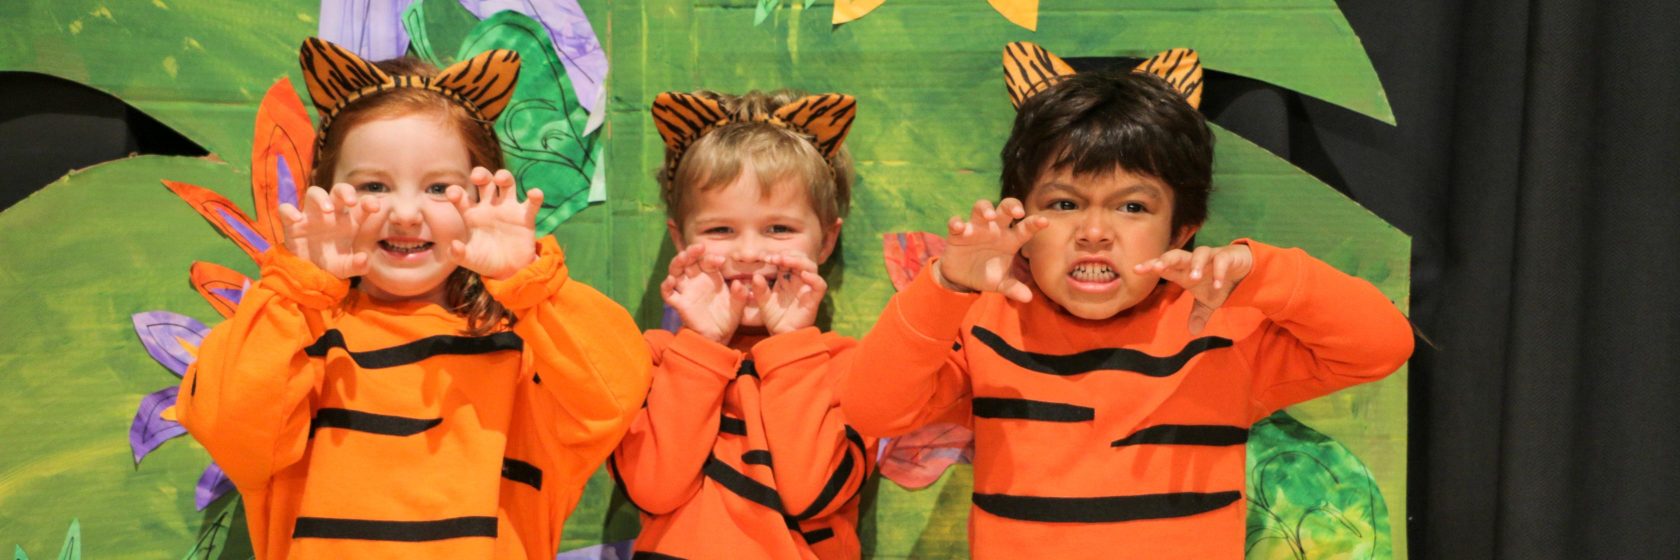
[657,89,853,231]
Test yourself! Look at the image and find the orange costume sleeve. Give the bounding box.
[176,244,342,494]
[611,329,736,514]
[614,328,874,559]
[839,263,979,438]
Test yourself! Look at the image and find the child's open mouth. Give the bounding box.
[1067,260,1120,292]
[379,239,434,257]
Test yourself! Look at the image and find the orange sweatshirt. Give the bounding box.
[841,240,1413,559]
[177,237,651,559]
[611,327,875,559]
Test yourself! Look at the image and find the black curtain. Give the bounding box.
[5,1,1679,557]
[1238,0,1680,557]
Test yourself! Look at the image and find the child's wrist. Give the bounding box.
[932,261,977,294]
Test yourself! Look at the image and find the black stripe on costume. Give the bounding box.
[607,455,649,514]
[305,330,522,369]
[1111,425,1249,448]
[737,359,759,378]
[790,445,857,520]
[501,458,543,490]
[969,326,1231,377]
[972,491,1241,523]
[719,416,748,436]
[742,450,774,466]
[972,397,1094,423]
[703,455,784,511]
[310,408,441,437]
[292,516,497,541]
[801,527,835,544]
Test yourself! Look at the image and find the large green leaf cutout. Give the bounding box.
[405,5,602,233]
[1247,411,1392,559]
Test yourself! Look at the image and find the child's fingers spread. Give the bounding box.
[450,240,468,262]
[1187,300,1217,335]
[494,169,516,189]
[802,270,827,292]
[1190,246,1214,280]
[1000,278,1034,304]
[998,197,1025,218]
[1212,254,1232,291]
[470,166,494,186]
[279,203,304,224]
[331,183,358,209]
[305,186,335,214]
[699,253,725,274]
[948,216,966,236]
[349,252,370,275]
[752,274,772,301]
[523,189,544,222]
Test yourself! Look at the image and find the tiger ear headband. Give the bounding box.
[650,91,857,181]
[1002,41,1204,109]
[299,37,521,145]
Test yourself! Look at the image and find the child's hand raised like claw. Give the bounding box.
[1134,243,1254,335]
[449,167,543,281]
[662,244,748,345]
[278,183,383,279]
[752,251,827,335]
[935,198,1049,303]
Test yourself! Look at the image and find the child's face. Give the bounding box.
[334,114,476,304]
[669,169,840,328]
[1019,166,1193,320]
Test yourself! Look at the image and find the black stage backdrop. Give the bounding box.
[3,1,1677,557]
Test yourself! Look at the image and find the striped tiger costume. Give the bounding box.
[177,39,652,559]
[839,43,1411,558]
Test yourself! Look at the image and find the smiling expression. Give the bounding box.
[1019,166,1195,320]
[670,167,840,328]
[334,113,477,305]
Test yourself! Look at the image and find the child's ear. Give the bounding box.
[1171,224,1201,250]
[667,219,686,249]
[817,218,843,264]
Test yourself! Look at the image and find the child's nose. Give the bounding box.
[1077,213,1115,246]
[388,195,423,225]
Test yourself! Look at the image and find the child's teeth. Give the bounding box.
[1071,263,1116,282]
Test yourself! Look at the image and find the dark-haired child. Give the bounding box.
[840,43,1413,558]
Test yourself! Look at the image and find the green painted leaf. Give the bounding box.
[403,0,480,68]
[55,519,79,560]
[457,10,599,234]
[1247,411,1392,559]
[756,0,782,25]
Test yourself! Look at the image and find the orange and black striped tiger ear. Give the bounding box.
[772,94,857,160]
[300,37,521,131]
[1133,48,1204,109]
[432,49,522,122]
[1003,41,1077,110]
[300,37,394,124]
[651,92,732,157]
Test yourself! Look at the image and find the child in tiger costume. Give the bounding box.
[609,89,877,559]
[839,42,1415,559]
[176,38,651,559]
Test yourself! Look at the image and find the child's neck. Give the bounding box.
[727,326,773,351]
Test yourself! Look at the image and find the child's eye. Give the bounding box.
[767,224,796,235]
[1048,199,1078,211]
[356,182,389,194]
[1121,202,1147,213]
[703,227,733,235]
[426,183,452,195]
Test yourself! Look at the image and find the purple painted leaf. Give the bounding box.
[214,207,271,254]
[877,422,975,490]
[318,0,420,60]
[195,462,237,511]
[276,154,299,208]
[210,286,246,308]
[132,311,210,376]
[660,304,682,334]
[460,0,608,115]
[130,386,186,464]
